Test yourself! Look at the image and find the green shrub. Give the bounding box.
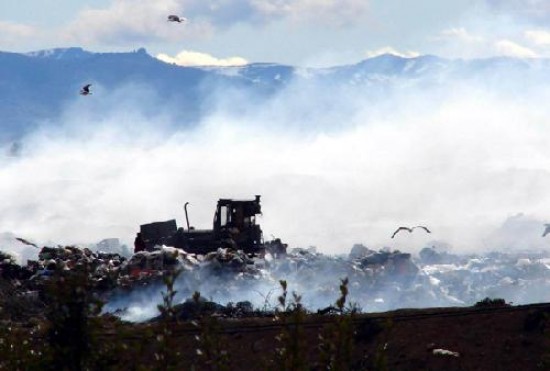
[42,264,104,370]
[317,277,356,371]
[272,280,308,371]
[191,291,230,371]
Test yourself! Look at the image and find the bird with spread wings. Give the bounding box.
[391,225,431,239]
[80,84,92,95]
[168,15,187,23]
[15,237,39,248]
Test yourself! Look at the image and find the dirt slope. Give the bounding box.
[105,303,550,370]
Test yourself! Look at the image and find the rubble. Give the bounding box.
[349,244,374,260]
[3,238,550,323]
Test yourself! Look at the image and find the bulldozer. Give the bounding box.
[134,195,285,257]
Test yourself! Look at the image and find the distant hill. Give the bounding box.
[1,47,549,141]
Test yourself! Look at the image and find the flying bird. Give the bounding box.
[167,15,186,23]
[15,237,39,248]
[542,224,550,237]
[391,225,431,239]
[80,84,92,96]
[391,227,413,239]
[413,225,431,234]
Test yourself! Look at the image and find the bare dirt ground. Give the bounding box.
[103,302,550,370]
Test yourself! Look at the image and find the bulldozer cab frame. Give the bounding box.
[212,195,263,252]
[214,196,261,236]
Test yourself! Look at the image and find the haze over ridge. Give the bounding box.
[1,47,550,255]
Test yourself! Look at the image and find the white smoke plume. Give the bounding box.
[1,59,550,258]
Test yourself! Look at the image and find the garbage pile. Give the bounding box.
[416,247,550,307]
[22,246,126,290]
[3,238,550,323]
[0,250,33,280]
[106,244,550,322]
[103,245,450,321]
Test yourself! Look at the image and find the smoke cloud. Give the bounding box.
[1,56,550,259]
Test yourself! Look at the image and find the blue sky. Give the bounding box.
[1,0,550,66]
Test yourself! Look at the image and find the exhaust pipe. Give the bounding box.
[184,202,190,230]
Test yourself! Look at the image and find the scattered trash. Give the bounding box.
[432,348,460,357]
[3,237,550,322]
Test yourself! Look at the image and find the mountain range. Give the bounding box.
[1,47,549,141]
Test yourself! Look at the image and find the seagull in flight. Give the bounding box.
[80,84,92,96]
[391,225,431,239]
[391,227,413,239]
[167,15,187,23]
[542,224,550,237]
[413,225,431,234]
[15,237,39,248]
